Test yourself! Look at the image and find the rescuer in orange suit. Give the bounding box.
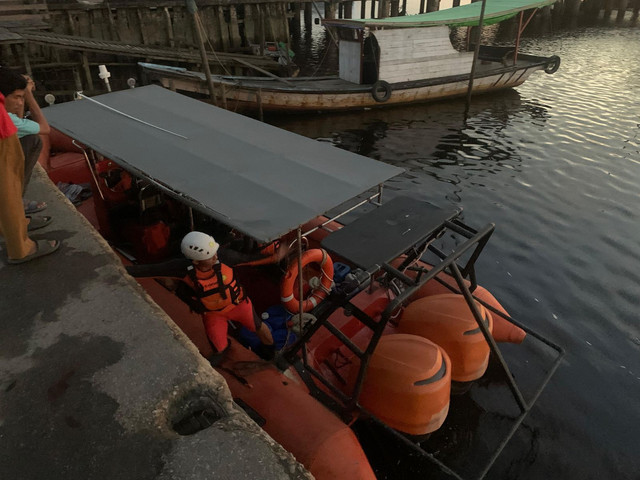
[178,231,275,364]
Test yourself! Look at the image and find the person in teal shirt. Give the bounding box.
[0,67,50,214]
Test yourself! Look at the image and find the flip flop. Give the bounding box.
[8,239,60,265]
[27,215,52,232]
[23,199,47,214]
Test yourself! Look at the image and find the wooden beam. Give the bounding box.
[163,7,175,48]
[80,52,94,91]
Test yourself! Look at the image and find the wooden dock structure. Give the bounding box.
[1,0,639,98]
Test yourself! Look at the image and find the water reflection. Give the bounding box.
[273,22,640,480]
[270,89,552,202]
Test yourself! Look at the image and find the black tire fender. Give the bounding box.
[545,55,560,74]
[371,80,392,102]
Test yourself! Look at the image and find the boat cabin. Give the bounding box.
[336,25,474,85]
[325,0,557,85]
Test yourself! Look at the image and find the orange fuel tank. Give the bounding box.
[356,334,451,436]
[398,294,493,382]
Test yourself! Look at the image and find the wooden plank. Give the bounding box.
[66,11,77,36]
[44,1,321,9]
[0,14,49,22]
[80,52,94,90]
[379,56,474,83]
[0,5,48,12]
[136,8,148,44]
[0,27,23,43]
[105,3,120,41]
[229,6,241,49]
[380,42,457,59]
[244,4,256,45]
[163,7,175,48]
[216,6,229,51]
[381,52,474,67]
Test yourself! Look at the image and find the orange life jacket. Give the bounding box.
[186,262,244,312]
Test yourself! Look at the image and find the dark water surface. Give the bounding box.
[269,18,640,480]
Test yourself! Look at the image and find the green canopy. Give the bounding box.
[323,0,556,28]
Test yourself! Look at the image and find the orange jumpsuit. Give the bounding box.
[184,262,261,352]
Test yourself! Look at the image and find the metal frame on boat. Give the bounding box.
[43,86,563,479]
[284,195,564,479]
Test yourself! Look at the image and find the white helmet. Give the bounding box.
[181,231,219,261]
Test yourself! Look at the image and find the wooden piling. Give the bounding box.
[379,0,390,17]
[21,45,32,77]
[616,0,629,21]
[72,66,83,92]
[292,3,301,35]
[326,1,338,19]
[256,88,263,122]
[3,1,299,80]
[164,7,175,48]
[304,3,313,29]
[344,1,353,19]
[80,52,94,91]
[229,6,242,48]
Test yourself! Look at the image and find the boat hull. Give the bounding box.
[146,62,546,113]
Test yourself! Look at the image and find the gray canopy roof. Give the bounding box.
[45,85,402,243]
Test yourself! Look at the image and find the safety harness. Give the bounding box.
[186,263,244,311]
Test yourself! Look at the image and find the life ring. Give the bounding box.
[281,249,334,313]
[544,55,560,74]
[371,80,392,103]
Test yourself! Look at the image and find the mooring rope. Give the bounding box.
[76,92,188,139]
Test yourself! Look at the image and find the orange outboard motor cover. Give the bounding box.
[410,275,526,345]
[357,334,451,436]
[399,294,493,382]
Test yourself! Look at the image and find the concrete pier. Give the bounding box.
[0,167,312,480]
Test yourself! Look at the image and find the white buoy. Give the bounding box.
[98,64,112,92]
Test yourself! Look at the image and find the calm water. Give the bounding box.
[270,16,640,480]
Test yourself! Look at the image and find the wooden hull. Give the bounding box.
[144,57,550,113]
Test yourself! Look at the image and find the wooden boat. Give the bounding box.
[140,0,560,113]
[41,86,562,479]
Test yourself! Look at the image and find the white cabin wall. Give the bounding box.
[374,26,474,84]
[339,40,362,83]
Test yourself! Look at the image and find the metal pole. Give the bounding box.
[514,11,523,64]
[186,0,218,106]
[297,227,304,342]
[464,0,488,116]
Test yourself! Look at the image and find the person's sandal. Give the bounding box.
[26,215,52,232]
[24,199,47,214]
[8,239,60,264]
